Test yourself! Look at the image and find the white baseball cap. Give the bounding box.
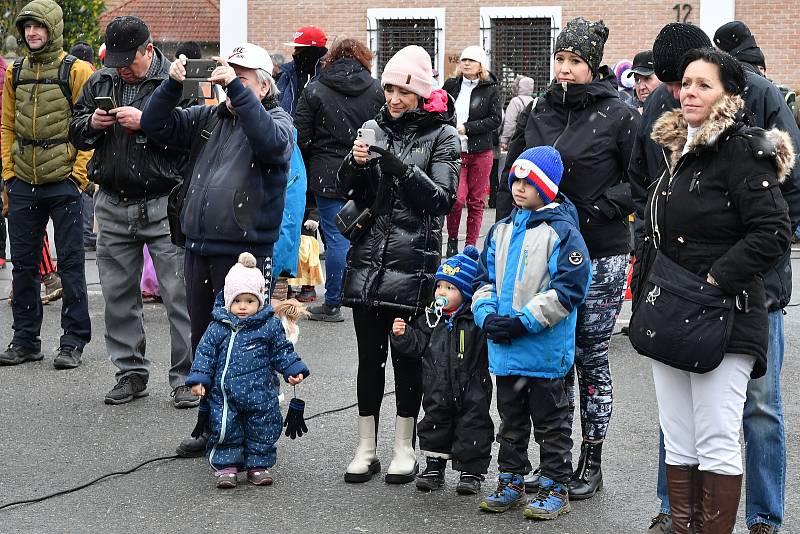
[226,43,274,73]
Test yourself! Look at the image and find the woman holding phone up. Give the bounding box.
[336,45,460,485]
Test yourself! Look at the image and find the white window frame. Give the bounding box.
[366,8,446,79]
[479,6,562,80]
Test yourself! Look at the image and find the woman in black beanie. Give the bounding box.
[501,16,641,501]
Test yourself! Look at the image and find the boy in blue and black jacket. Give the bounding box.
[473,146,591,520]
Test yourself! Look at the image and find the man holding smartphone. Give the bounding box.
[140,43,293,457]
[69,16,197,410]
[0,0,94,369]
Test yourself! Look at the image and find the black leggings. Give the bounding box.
[352,306,422,419]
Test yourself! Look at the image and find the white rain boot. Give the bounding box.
[344,415,381,483]
[385,416,418,484]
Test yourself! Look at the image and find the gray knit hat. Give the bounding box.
[554,17,609,73]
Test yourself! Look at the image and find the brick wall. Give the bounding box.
[247,0,800,90]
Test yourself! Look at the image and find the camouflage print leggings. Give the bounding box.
[565,254,628,442]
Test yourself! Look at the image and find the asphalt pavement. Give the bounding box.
[0,209,798,533]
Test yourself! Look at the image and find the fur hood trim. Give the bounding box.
[651,94,795,181]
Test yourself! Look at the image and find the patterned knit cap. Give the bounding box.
[508,146,564,205]
[554,17,609,74]
[435,245,480,301]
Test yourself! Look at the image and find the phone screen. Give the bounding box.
[94,96,116,112]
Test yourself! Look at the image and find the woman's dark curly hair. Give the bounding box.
[678,47,746,96]
[322,38,374,71]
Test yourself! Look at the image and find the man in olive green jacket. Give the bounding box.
[0,0,94,369]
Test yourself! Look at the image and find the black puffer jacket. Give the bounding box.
[630,68,800,311]
[442,73,502,153]
[500,68,641,259]
[336,101,460,315]
[645,95,793,377]
[70,48,185,199]
[295,58,384,199]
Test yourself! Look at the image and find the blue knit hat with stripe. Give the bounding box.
[508,146,564,204]
[435,245,480,300]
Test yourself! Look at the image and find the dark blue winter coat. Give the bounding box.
[141,77,293,258]
[277,59,321,117]
[186,293,310,393]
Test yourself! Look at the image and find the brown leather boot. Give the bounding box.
[691,466,704,533]
[666,464,698,534]
[701,471,742,534]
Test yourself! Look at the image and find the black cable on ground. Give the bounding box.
[0,390,396,511]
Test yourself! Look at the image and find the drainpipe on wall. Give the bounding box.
[699,0,736,43]
[219,0,248,56]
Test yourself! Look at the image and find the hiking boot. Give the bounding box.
[750,524,776,534]
[53,345,82,370]
[104,374,148,405]
[416,457,446,491]
[215,467,237,489]
[569,441,603,500]
[524,466,541,492]
[456,472,484,495]
[523,476,571,520]
[446,238,459,258]
[479,472,525,513]
[176,431,209,458]
[308,302,344,322]
[247,468,273,486]
[171,385,201,408]
[647,513,674,533]
[296,286,317,302]
[42,272,63,304]
[0,343,43,365]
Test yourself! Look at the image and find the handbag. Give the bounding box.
[628,158,735,373]
[335,176,387,242]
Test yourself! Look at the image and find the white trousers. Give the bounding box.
[652,354,755,475]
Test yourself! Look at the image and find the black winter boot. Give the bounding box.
[416,457,446,491]
[568,441,603,500]
[446,238,459,258]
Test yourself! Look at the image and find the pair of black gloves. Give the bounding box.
[369,146,409,179]
[483,314,527,344]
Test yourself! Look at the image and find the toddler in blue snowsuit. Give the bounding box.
[186,252,310,488]
[473,147,591,520]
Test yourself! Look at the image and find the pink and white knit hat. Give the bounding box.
[381,45,433,99]
[224,252,266,310]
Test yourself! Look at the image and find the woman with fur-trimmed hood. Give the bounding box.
[639,48,791,533]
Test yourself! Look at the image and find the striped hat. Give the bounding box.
[508,146,564,204]
[435,245,480,301]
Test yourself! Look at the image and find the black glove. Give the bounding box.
[369,146,409,178]
[504,316,528,339]
[483,313,510,344]
[191,409,209,438]
[283,397,308,439]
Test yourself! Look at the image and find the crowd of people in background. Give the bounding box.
[0,1,797,532]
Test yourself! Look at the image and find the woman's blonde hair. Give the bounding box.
[455,61,490,82]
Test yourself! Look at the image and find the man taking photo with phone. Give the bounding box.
[140,43,293,457]
[70,16,197,410]
[0,0,94,370]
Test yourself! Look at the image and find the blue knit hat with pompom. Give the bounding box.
[435,245,480,301]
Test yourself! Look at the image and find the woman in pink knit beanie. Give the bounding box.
[335,45,461,486]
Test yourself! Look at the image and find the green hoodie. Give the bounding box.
[0,0,92,187]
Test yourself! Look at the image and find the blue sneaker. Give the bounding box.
[479,472,525,513]
[523,476,571,520]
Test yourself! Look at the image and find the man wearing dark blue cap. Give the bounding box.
[70,16,197,410]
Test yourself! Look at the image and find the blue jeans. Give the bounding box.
[315,195,348,307]
[7,178,91,350]
[656,310,785,529]
[82,191,96,247]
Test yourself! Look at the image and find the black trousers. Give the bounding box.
[352,306,422,419]
[418,370,494,474]
[495,375,573,484]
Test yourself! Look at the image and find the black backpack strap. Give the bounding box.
[177,110,222,198]
[12,54,76,111]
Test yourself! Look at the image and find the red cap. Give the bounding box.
[283,26,327,47]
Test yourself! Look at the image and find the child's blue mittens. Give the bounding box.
[284,398,308,439]
[484,314,528,344]
[483,313,511,344]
